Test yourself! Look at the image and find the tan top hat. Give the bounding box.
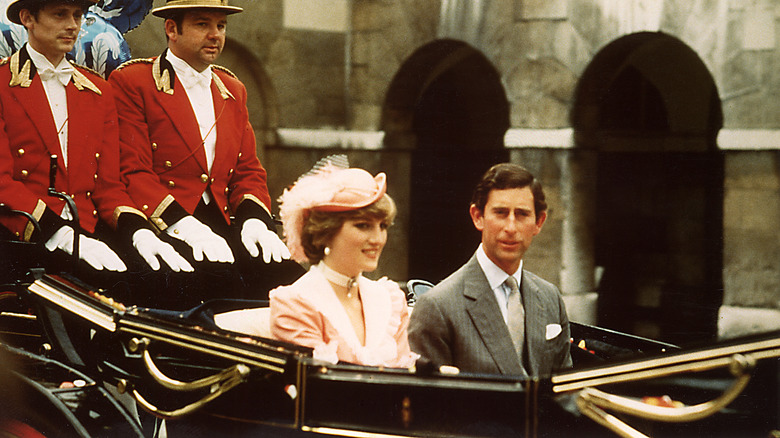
[152,0,243,18]
[6,0,96,25]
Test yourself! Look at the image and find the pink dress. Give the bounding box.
[270,266,418,368]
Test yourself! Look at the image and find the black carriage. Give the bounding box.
[0,189,777,437]
[1,270,777,438]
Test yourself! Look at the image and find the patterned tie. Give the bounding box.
[505,275,525,360]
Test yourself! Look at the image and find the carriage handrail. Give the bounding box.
[0,203,42,237]
[575,353,757,438]
[118,368,248,420]
[128,337,251,391]
[116,336,251,419]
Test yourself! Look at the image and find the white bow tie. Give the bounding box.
[182,69,211,89]
[38,65,74,86]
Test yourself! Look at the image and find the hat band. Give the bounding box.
[158,0,238,9]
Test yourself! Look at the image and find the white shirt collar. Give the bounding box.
[27,45,72,78]
[166,50,212,89]
[476,243,523,292]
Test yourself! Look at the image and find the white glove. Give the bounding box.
[132,229,194,272]
[240,218,291,263]
[165,216,234,263]
[45,226,127,272]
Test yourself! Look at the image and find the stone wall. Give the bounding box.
[721,150,780,336]
[723,151,780,307]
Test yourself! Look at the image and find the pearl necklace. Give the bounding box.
[318,262,359,298]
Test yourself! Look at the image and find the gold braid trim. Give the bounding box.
[149,194,175,232]
[152,56,173,95]
[113,206,147,226]
[68,60,101,77]
[23,200,47,242]
[212,64,236,78]
[239,194,271,217]
[114,58,153,71]
[71,67,102,95]
[9,51,32,88]
[211,71,235,100]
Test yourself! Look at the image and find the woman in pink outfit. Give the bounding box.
[270,157,418,368]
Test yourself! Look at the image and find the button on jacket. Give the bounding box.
[108,52,274,232]
[0,46,146,242]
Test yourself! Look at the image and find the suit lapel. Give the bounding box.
[64,83,93,186]
[208,74,240,179]
[521,271,546,377]
[210,88,231,178]
[463,257,525,375]
[13,83,62,161]
[9,49,62,165]
[151,54,208,173]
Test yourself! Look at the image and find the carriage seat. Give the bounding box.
[214,307,272,338]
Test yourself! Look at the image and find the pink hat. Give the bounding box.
[278,157,387,263]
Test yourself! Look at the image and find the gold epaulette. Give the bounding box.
[0,57,8,66]
[115,57,154,71]
[70,67,102,94]
[9,51,31,87]
[212,64,237,78]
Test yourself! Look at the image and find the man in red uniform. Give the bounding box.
[0,0,191,289]
[109,0,303,306]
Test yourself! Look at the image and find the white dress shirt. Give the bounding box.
[475,243,524,324]
[166,50,216,204]
[28,46,74,220]
[28,45,72,168]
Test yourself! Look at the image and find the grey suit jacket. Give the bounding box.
[408,254,573,377]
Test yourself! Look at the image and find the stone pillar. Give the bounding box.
[560,150,598,324]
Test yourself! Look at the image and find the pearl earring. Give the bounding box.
[324,247,331,256]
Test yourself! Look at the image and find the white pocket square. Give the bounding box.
[545,324,562,340]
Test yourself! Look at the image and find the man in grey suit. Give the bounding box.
[409,163,572,378]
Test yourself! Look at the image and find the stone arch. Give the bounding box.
[573,32,722,144]
[383,39,510,282]
[571,31,724,345]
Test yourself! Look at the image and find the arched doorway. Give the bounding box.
[219,38,280,156]
[218,39,294,201]
[383,40,509,283]
[572,32,724,345]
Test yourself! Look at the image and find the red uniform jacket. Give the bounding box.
[108,51,274,233]
[0,46,146,241]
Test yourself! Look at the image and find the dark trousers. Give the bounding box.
[0,202,304,311]
[0,222,132,297]
[116,200,305,310]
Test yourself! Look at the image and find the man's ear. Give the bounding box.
[469,204,484,232]
[19,9,33,27]
[533,210,547,235]
[164,18,178,41]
